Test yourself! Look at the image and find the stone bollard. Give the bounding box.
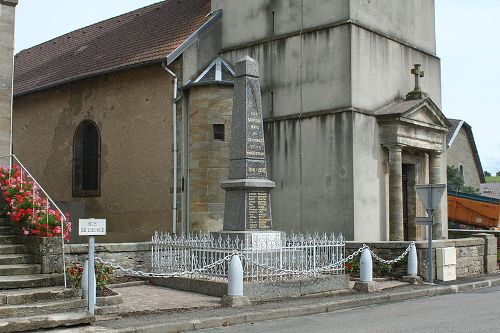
[402,243,423,285]
[407,243,417,276]
[354,248,379,292]
[360,248,373,282]
[220,255,251,307]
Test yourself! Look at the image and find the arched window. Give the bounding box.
[73,120,100,196]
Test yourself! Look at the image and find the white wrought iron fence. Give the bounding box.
[151,232,345,282]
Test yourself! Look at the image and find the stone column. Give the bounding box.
[429,151,444,239]
[0,0,18,167]
[388,145,404,241]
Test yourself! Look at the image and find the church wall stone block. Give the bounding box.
[350,26,441,112]
[349,0,436,54]
[187,85,233,232]
[266,111,355,238]
[13,64,175,243]
[221,25,352,119]
[0,0,17,165]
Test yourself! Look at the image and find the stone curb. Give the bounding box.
[108,276,500,333]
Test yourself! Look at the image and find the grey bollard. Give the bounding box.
[359,248,373,283]
[407,243,418,276]
[81,260,96,306]
[227,255,244,296]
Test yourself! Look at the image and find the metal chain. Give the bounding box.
[95,253,234,278]
[369,242,414,265]
[95,243,414,278]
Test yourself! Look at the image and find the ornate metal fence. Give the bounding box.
[151,232,345,282]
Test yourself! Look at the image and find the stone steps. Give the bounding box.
[0,227,13,236]
[0,245,28,255]
[0,216,94,331]
[0,274,64,289]
[0,298,87,318]
[0,287,80,306]
[0,236,17,245]
[0,311,94,332]
[0,264,41,276]
[0,254,33,265]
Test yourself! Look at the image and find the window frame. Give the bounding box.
[213,123,225,141]
[72,120,101,197]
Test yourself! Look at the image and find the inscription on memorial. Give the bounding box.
[246,110,265,158]
[246,160,267,178]
[247,191,271,230]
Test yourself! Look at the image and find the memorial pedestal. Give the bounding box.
[212,230,284,249]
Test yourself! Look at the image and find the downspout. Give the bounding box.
[162,62,178,234]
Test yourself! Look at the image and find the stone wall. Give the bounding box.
[64,242,151,274]
[447,127,482,189]
[23,236,63,274]
[346,236,496,281]
[13,62,180,243]
[0,0,18,166]
[187,85,233,231]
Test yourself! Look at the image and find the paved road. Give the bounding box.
[195,286,500,333]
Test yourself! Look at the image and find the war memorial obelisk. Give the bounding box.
[219,56,281,245]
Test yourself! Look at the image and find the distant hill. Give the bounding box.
[486,176,500,183]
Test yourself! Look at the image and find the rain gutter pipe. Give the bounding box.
[162,62,178,234]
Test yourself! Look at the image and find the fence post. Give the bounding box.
[360,248,373,282]
[221,254,250,307]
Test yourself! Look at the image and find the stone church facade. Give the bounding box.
[13,0,451,242]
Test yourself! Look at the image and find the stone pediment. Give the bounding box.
[376,97,451,152]
[375,97,451,130]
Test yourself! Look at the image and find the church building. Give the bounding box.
[13,0,450,242]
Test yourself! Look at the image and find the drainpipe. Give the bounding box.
[162,62,178,234]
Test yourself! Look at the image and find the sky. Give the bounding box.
[12,0,500,174]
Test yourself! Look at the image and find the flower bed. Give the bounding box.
[0,165,71,241]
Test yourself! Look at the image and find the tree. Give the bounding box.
[496,171,500,177]
[447,166,480,195]
[484,171,491,177]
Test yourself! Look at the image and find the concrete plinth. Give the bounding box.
[402,275,423,285]
[353,281,380,293]
[211,230,284,249]
[220,295,251,307]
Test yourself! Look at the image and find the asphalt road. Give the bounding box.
[194,285,500,333]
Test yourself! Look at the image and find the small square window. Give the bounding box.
[213,124,225,141]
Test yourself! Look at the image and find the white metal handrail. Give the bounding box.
[2,154,67,287]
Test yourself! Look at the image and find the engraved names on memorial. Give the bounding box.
[247,191,271,229]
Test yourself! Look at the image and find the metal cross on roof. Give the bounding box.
[411,64,424,92]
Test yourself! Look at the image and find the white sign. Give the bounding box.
[79,218,106,236]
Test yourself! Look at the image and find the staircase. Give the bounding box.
[0,218,93,332]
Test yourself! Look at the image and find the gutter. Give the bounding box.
[162,62,178,234]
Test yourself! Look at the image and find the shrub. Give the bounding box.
[0,165,71,241]
[66,261,114,290]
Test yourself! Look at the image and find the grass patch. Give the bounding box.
[486,176,500,183]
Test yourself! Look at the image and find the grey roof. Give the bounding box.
[481,183,500,199]
[374,99,422,116]
[446,118,486,183]
[446,118,462,146]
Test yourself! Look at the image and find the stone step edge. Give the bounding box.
[0,298,86,318]
[0,288,81,306]
[109,276,500,333]
[0,311,94,332]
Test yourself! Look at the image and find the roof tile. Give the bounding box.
[14,0,211,96]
